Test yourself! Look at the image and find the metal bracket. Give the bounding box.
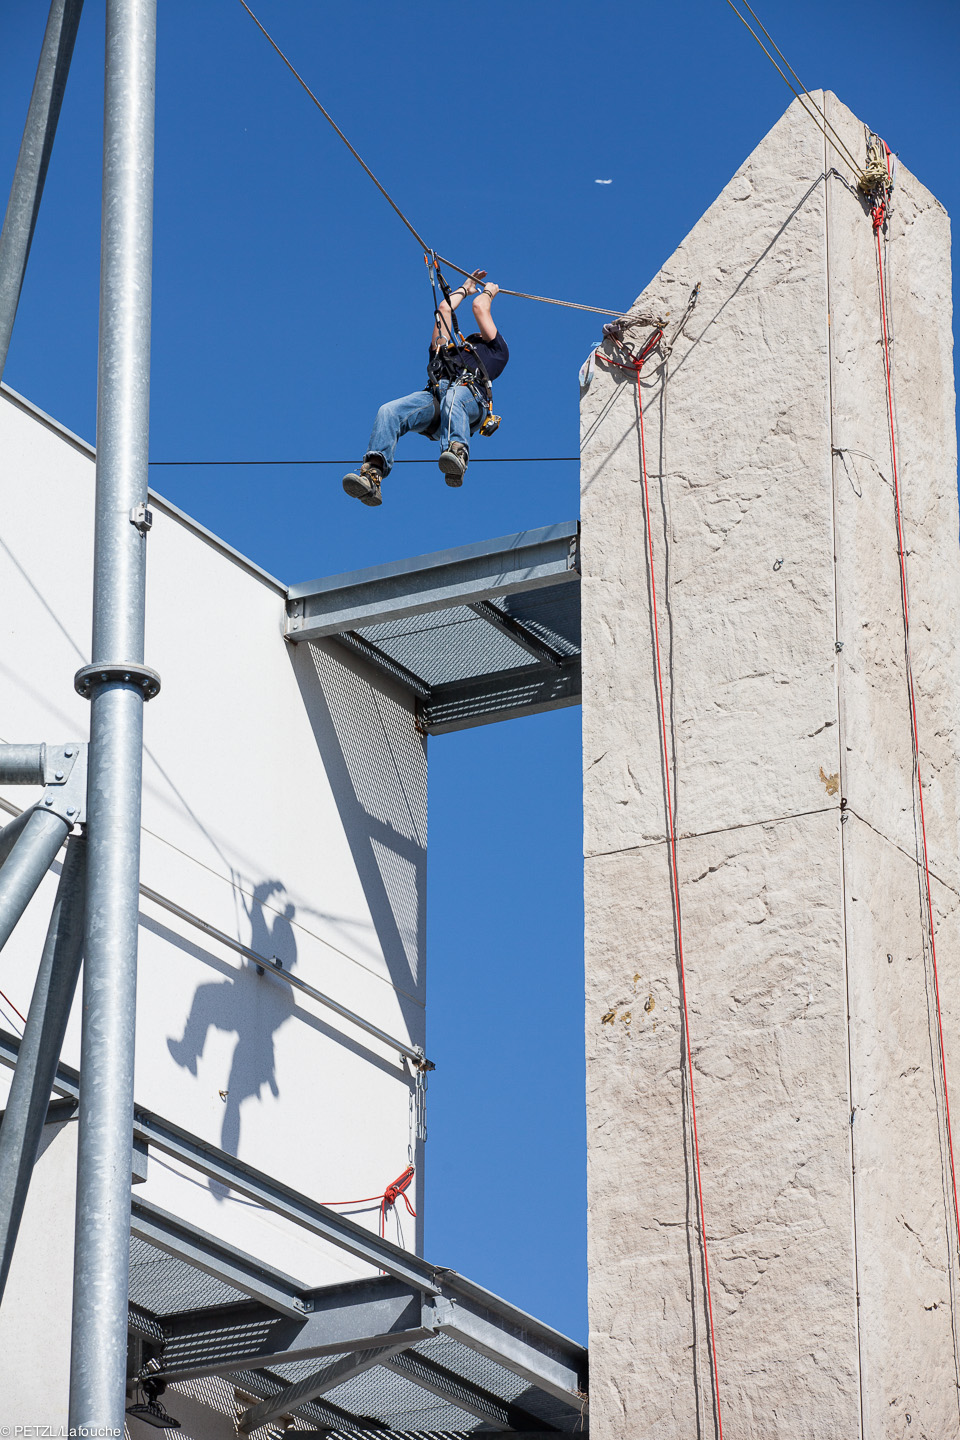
[129,502,153,534]
[38,743,87,827]
[422,1294,454,1329]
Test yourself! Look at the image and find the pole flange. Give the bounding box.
[74,663,161,701]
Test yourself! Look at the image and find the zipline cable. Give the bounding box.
[235,0,431,251]
[235,0,622,317]
[723,0,862,179]
[148,456,580,467]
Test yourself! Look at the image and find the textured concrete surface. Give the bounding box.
[582,93,960,1436]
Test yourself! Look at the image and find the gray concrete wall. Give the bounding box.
[581,93,960,1436]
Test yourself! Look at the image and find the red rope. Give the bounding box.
[595,338,725,1437]
[874,150,960,1259]
[320,1165,417,1239]
[380,1164,417,1236]
[0,987,26,1026]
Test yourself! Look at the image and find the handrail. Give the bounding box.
[0,1028,438,1294]
[139,882,431,1069]
[0,800,431,1070]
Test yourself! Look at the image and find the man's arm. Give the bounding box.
[471,282,500,342]
[431,269,486,347]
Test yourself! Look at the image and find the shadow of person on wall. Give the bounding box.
[166,879,298,1190]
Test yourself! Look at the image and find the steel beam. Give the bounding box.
[230,1370,359,1432]
[0,1027,77,1100]
[159,1275,437,1381]
[0,807,71,951]
[0,1030,587,1418]
[437,1285,586,1413]
[383,1347,559,1432]
[420,660,581,735]
[238,1342,413,1433]
[468,601,567,669]
[331,630,433,699]
[69,0,157,1425]
[286,522,579,642]
[0,834,85,1301]
[130,1198,310,1320]
[0,0,84,381]
[128,1104,443,1294]
[0,1030,438,1294]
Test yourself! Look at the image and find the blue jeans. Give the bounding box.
[365,379,482,475]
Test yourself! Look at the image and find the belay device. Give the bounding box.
[426,255,502,438]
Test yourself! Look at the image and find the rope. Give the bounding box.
[595,333,724,1437]
[236,0,431,252]
[320,1164,417,1239]
[380,1164,416,1237]
[235,0,622,318]
[872,141,960,1269]
[0,988,25,1026]
[723,0,862,180]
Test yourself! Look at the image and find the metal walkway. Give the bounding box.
[286,523,582,734]
[1,1030,587,1436]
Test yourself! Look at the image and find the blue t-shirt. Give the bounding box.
[428,331,509,384]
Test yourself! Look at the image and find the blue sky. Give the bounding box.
[1,0,957,1343]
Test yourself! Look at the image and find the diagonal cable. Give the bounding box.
[235,0,622,316]
[723,0,862,178]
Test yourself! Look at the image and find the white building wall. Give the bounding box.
[0,385,428,1418]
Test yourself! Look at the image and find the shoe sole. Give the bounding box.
[438,451,466,487]
[343,475,382,505]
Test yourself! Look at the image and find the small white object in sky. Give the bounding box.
[595,178,612,184]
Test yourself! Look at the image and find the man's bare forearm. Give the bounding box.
[472,282,500,342]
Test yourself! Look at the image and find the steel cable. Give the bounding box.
[148,455,579,467]
[235,0,623,317]
[723,0,863,179]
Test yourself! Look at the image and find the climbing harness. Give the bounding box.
[864,135,960,1271]
[425,256,502,442]
[594,321,724,1439]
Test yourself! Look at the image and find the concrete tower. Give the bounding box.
[581,94,960,1435]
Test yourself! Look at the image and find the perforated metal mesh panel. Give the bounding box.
[130,1231,586,1434]
[351,583,580,694]
[129,1235,248,1314]
[358,608,519,687]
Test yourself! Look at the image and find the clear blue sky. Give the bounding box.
[1,0,957,1343]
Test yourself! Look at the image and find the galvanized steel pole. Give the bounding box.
[0,0,84,382]
[68,0,158,1424]
[0,835,85,1302]
[0,808,71,952]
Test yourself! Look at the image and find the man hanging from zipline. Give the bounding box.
[343,267,508,507]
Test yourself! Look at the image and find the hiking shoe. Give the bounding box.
[342,461,383,506]
[438,442,468,487]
